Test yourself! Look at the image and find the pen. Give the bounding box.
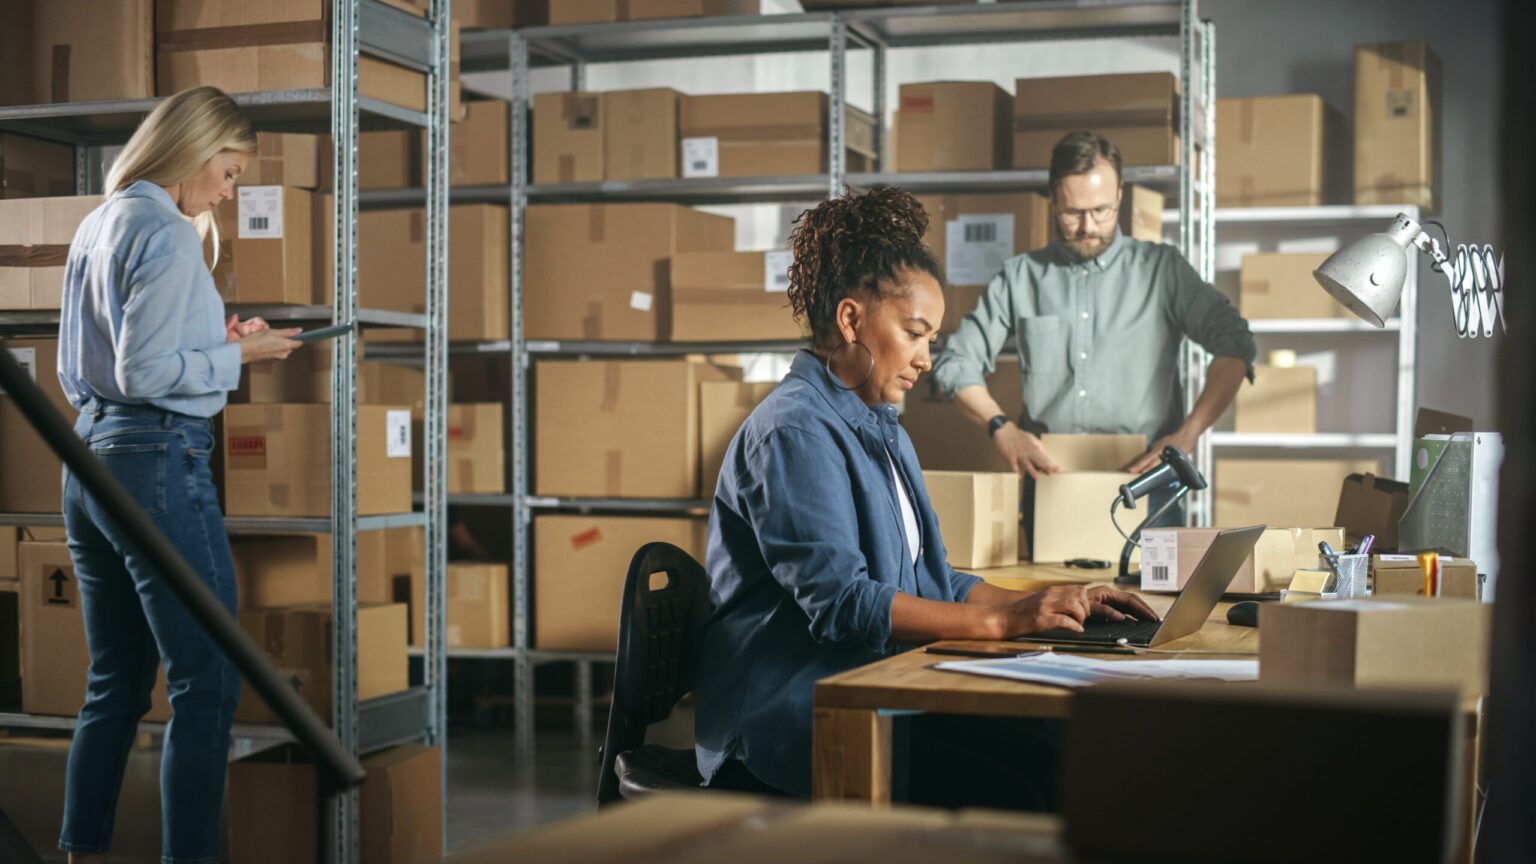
[924,646,1046,659]
[1357,535,1376,557]
[1318,540,1344,592]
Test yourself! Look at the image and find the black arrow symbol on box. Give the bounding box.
[47,569,69,605]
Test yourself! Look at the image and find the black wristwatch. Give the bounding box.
[986,414,1011,438]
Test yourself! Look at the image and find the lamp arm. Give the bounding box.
[1410,226,1507,338]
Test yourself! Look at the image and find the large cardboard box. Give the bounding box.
[0,134,75,199]
[1260,596,1490,697]
[1217,94,1336,208]
[924,471,1020,570]
[1215,458,1380,530]
[458,0,549,29]
[605,88,681,181]
[445,100,510,187]
[1139,526,1345,594]
[434,403,505,495]
[1028,433,1146,563]
[1335,473,1409,551]
[895,82,1011,172]
[18,541,172,720]
[0,339,71,512]
[679,92,877,177]
[1372,555,1480,601]
[211,186,317,305]
[700,381,777,498]
[534,92,604,185]
[1013,73,1179,169]
[1235,364,1318,434]
[407,562,509,648]
[0,196,101,309]
[536,360,734,498]
[448,205,510,341]
[1355,41,1440,213]
[629,0,759,18]
[524,203,734,340]
[534,515,707,651]
[1118,183,1164,243]
[314,130,424,190]
[242,133,322,190]
[915,192,1051,333]
[361,745,444,864]
[0,0,154,105]
[230,528,416,607]
[223,404,414,517]
[319,201,427,313]
[234,603,408,725]
[899,358,1023,473]
[550,0,623,23]
[670,251,806,342]
[1238,252,1344,320]
[1042,433,1147,473]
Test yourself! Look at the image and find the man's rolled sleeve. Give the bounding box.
[1165,250,1258,381]
[933,267,1016,399]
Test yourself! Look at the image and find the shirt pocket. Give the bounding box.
[1017,315,1067,383]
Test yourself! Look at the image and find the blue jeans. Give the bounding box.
[59,402,240,864]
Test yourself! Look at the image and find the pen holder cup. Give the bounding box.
[1327,554,1370,599]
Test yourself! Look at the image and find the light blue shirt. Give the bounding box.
[58,180,242,418]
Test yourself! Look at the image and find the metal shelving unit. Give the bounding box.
[0,1,452,859]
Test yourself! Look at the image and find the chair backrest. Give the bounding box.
[596,542,712,805]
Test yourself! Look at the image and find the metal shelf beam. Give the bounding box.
[1248,318,1402,334]
[525,496,710,513]
[1,307,428,333]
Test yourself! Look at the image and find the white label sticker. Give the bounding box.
[1139,531,1179,591]
[945,213,1014,285]
[386,410,412,458]
[682,137,719,178]
[762,250,793,293]
[0,347,37,395]
[630,291,653,312]
[237,186,284,239]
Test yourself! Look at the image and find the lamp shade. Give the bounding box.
[1312,214,1418,328]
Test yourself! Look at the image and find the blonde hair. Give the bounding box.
[107,86,257,266]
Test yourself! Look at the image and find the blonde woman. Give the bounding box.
[56,87,300,864]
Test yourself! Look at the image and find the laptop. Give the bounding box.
[1019,525,1267,648]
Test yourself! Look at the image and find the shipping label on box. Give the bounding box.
[945,214,1014,286]
[682,137,719,178]
[1139,526,1345,594]
[1140,531,1179,590]
[237,186,285,239]
[763,250,793,293]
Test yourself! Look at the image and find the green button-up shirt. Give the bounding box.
[933,232,1256,441]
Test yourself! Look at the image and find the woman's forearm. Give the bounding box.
[889,592,1002,643]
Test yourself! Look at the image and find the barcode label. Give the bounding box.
[1139,531,1179,590]
[681,137,719,179]
[386,410,412,458]
[0,347,37,395]
[1145,565,1172,585]
[944,213,1014,285]
[763,250,793,293]
[237,186,284,239]
[963,222,998,243]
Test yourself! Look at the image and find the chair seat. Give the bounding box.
[614,745,703,799]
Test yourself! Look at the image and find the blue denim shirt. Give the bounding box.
[694,350,984,796]
[58,180,241,418]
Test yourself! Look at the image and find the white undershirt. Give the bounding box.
[885,447,921,565]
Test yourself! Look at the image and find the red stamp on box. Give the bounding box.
[447,425,465,440]
[900,96,934,112]
[569,527,602,551]
[229,435,267,456]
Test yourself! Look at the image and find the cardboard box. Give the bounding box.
[536,360,735,498]
[240,133,322,190]
[1029,472,1132,563]
[18,541,172,720]
[679,92,877,178]
[1217,94,1336,208]
[899,358,1023,473]
[670,251,806,342]
[361,745,444,864]
[1355,41,1440,213]
[1335,473,1409,551]
[314,130,424,190]
[923,471,1020,570]
[0,0,154,105]
[629,0,759,19]
[2,526,65,582]
[1260,596,1490,697]
[0,196,101,309]
[230,528,416,607]
[445,100,510,187]
[534,515,707,651]
[895,82,1011,172]
[406,562,509,648]
[1041,433,1147,473]
[1013,73,1179,169]
[1372,555,1480,600]
[550,0,623,23]
[435,403,505,495]
[799,0,972,7]
[915,192,1051,332]
[0,134,75,199]
[0,339,71,512]
[1215,458,1381,530]
[605,88,681,181]
[448,205,510,341]
[1118,183,1164,243]
[211,186,317,305]
[457,0,549,29]
[1235,364,1318,433]
[534,92,604,184]
[1238,252,1346,320]
[700,381,777,498]
[234,348,426,410]
[1139,526,1345,594]
[223,404,414,517]
[524,203,734,340]
[234,603,408,724]
[318,202,427,313]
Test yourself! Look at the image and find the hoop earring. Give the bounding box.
[825,341,875,391]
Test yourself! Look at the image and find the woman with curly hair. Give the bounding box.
[692,187,1154,805]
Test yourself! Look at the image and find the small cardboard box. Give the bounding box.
[0,133,75,199]
[1235,364,1318,434]
[605,88,681,181]
[679,91,877,178]
[1118,183,1164,243]
[629,0,759,19]
[1260,596,1490,697]
[699,380,777,499]
[1215,458,1380,530]
[1238,252,1347,321]
[406,562,509,648]
[1217,94,1337,207]
[211,186,317,305]
[1335,473,1409,551]
[923,471,1020,570]
[1030,472,1133,564]
[915,192,1050,332]
[895,81,1012,172]
[899,358,1023,474]
[223,404,414,517]
[234,603,408,725]
[0,339,72,512]
[436,403,505,495]
[1355,41,1440,213]
[1013,72,1179,169]
[535,360,735,498]
[230,529,414,608]
[18,541,172,720]
[534,92,604,185]
[670,251,805,342]
[1139,526,1345,594]
[443,100,510,187]
[0,0,154,105]
[534,515,707,651]
[0,196,101,309]
[1372,555,1480,600]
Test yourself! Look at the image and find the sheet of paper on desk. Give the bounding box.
[934,654,1259,689]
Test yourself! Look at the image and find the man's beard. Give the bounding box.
[1059,226,1116,262]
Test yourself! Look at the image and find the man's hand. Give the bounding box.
[1125,427,1199,475]
[226,314,271,344]
[1085,586,1160,622]
[993,424,1060,479]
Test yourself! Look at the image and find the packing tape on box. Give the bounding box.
[600,364,621,412]
[458,461,475,492]
[605,450,622,495]
[587,207,606,243]
[682,124,825,144]
[583,301,604,340]
[157,21,328,54]
[410,211,425,244]
[270,484,291,511]
[559,155,576,184]
[1013,109,1171,131]
[0,245,68,268]
[560,94,601,130]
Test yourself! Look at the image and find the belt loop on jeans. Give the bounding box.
[162,412,174,429]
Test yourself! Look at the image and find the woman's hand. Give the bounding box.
[225,314,271,344]
[238,327,303,365]
[1084,586,1161,623]
[993,585,1093,637]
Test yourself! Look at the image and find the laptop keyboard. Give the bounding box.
[1023,618,1162,645]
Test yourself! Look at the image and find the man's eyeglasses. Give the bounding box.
[1057,204,1118,226]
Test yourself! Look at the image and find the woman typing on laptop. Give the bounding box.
[692,188,1156,808]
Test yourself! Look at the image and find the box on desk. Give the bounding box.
[1235,363,1318,434]
[1013,73,1179,169]
[234,603,408,725]
[914,192,1050,333]
[1336,473,1409,551]
[0,339,72,513]
[1371,555,1479,600]
[0,0,154,105]
[1139,526,1345,594]
[895,81,1012,173]
[0,196,101,309]
[679,91,876,178]
[1,134,75,199]
[223,404,414,517]
[1260,596,1490,697]
[700,381,778,499]
[406,563,509,649]
[670,251,805,342]
[1217,94,1338,207]
[1238,252,1343,321]
[924,471,1020,570]
[1027,434,1145,564]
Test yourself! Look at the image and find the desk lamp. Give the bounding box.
[1112,446,1208,585]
